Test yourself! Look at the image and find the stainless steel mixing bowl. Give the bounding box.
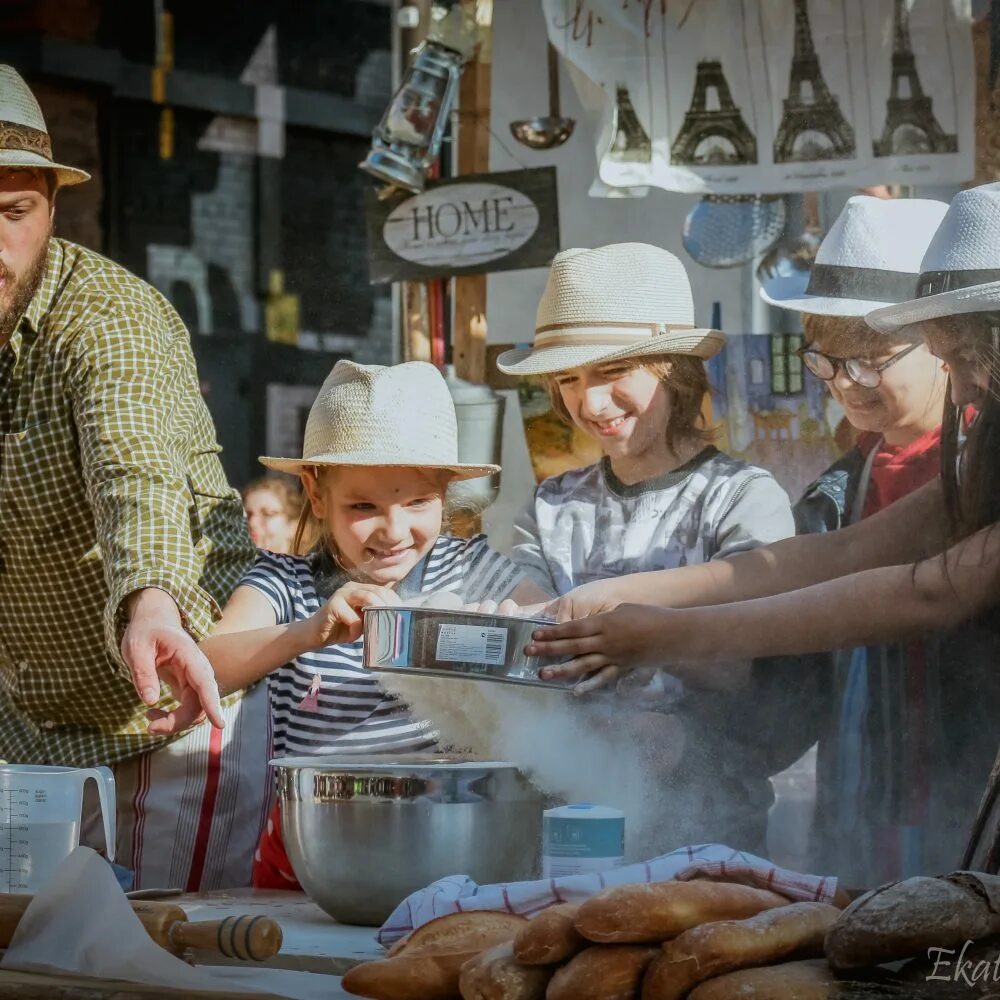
[272,754,545,926]
[362,607,572,689]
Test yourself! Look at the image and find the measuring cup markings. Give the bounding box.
[0,765,116,892]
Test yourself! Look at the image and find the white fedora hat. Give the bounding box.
[0,65,90,187]
[760,195,948,317]
[495,243,724,377]
[259,360,499,480]
[867,183,1000,333]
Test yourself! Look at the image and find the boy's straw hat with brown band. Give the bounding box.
[0,65,90,186]
[496,243,725,377]
[259,360,499,481]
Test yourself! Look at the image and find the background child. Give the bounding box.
[200,360,550,888]
[241,476,300,554]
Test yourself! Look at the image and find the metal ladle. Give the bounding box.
[510,42,576,149]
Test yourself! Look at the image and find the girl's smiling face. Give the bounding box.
[302,466,447,586]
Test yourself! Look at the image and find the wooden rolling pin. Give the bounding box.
[0,895,282,960]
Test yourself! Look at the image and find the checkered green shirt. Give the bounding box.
[0,239,255,766]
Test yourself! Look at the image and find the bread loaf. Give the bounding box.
[513,905,585,965]
[342,949,480,999]
[387,911,529,958]
[458,942,554,1000]
[642,901,840,1000]
[575,880,789,944]
[825,872,1000,970]
[686,959,843,999]
[546,945,659,1000]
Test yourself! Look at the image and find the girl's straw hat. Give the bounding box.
[259,360,499,480]
[760,195,948,318]
[496,243,724,377]
[0,65,90,186]
[867,183,1000,333]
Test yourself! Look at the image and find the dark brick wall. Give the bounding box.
[8,0,394,486]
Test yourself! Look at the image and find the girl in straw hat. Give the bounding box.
[752,194,1000,887]
[527,182,1000,866]
[496,243,795,853]
[200,360,551,888]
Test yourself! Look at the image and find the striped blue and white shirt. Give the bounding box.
[242,534,527,758]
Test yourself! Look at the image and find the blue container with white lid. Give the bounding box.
[542,803,625,878]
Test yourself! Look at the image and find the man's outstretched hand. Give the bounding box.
[121,589,224,736]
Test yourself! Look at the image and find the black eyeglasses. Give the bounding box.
[797,341,922,389]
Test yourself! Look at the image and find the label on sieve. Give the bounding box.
[436,624,508,666]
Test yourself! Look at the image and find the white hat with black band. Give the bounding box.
[867,182,1000,333]
[760,195,948,318]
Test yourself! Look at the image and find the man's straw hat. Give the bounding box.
[259,360,499,480]
[760,195,948,318]
[496,243,724,377]
[867,182,1000,333]
[0,65,89,187]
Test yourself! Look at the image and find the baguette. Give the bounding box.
[458,942,555,1000]
[546,945,659,1000]
[687,959,843,999]
[642,902,840,1000]
[513,905,586,965]
[825,872,1000,970]
[575,880,790,944]
[343,949,480,999]
[387,911,529,958]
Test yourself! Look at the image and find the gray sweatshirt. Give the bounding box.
[511,447,794,595]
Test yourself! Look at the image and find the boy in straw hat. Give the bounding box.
[752,194,1000,886]
[529,183,1000,875]
[200,359,550,888]
[497,243,794,852]
[0,65,263,889]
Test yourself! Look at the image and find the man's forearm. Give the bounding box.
[123,587,183,626]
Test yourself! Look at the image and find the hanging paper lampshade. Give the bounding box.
[682,195,786,269]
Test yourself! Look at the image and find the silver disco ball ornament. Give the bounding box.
[682,195,786,269]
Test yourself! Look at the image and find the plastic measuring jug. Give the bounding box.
[0,764,116,893]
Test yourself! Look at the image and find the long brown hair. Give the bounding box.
[543,354,714,456]
[940,313,1000,542]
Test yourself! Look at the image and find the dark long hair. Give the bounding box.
[940,314,1000,542]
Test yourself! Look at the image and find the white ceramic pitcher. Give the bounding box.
[0,764,116,893]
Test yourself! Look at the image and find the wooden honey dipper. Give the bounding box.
[0,894,283,960]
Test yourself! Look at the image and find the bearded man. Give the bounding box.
[0,65,268,890]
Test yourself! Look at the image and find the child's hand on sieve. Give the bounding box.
[308,582,400,648]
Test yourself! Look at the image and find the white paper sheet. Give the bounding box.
[1,847,350,999]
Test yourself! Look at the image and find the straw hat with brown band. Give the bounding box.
[259,359,499,481]
[0,65,90,187]
[496,243,725,377]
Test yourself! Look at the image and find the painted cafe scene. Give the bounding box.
[2,0,1000,996]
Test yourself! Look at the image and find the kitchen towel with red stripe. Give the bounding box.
[376,843,838,945]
